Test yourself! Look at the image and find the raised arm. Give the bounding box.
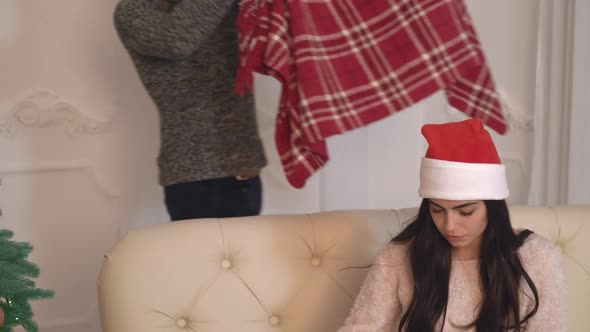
[113,0,236,59]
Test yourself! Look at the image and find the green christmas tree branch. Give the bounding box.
[0,230,54,332]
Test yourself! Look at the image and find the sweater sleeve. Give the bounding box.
[113,0,236,60]
[338,246,403,332]
[524,240,568,331]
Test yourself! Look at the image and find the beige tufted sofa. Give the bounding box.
[98,205,590,331]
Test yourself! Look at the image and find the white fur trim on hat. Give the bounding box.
[418,158,509,200]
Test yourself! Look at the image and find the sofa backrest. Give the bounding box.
[98,205,589,331]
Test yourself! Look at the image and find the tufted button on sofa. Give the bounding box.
[98,205,589,331]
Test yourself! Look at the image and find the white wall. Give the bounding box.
[254,74,426,215]
[0,1,584,331]
[0,1,135,331]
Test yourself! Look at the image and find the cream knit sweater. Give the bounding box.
[339,234,567,331]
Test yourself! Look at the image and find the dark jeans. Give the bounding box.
[164,176,262,221]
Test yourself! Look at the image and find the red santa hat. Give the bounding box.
[418,118,509,200]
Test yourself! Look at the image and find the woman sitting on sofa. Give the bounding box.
[339,119,567,331]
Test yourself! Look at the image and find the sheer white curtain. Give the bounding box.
[528,0,575,205]
[568,0,590,204]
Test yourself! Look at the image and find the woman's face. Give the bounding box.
[429,199,488,257]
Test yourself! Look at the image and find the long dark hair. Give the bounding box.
[394,199,539,331]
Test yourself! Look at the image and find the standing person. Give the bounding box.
[113,0,267,221]
[339,119,567,331]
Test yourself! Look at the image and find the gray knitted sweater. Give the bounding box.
[113,0,267,186]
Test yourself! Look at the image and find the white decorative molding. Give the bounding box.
[1,90,112,138]
[0,162,120,332]
[0,161,120,198]
[0,116,13,137]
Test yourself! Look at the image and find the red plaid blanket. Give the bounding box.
[237,0,507,188]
